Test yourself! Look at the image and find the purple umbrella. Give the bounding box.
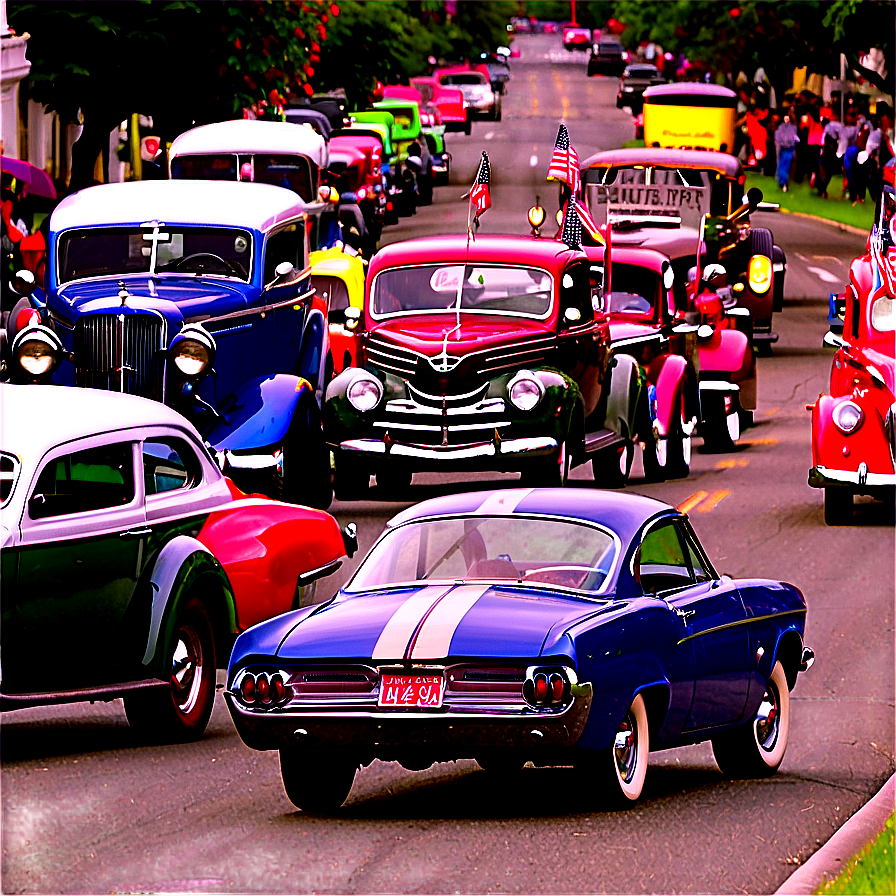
[1,155,57,199]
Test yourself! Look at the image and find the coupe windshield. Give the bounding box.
[57,226,253,283]
[347,516,617,595]
[372,264,553,318]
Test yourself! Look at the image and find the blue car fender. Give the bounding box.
[296,307,327,389]
[204,374,316,452]
[141,535,237,676]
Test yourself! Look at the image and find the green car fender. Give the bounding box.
[140,535,236,679]
[603,353,646,442]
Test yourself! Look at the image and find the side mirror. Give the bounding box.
[265,261,302,292]
[746,187,763,210]
[563,307,582,324]
[12,269,36,297]
[823,329,847,350]
[342,522,359,558]
[702,263,727,288]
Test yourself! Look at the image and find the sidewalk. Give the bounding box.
[775,775,895,894]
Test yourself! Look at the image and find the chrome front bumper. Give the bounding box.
[809,463,896,489]
[337,436,558,468]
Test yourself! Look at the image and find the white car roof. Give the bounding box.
[50,180,309,233]
[170,119,329,169]
[1,384,206,463]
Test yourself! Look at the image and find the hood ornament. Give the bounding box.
[118,281,129,306]
[428,352,461,373]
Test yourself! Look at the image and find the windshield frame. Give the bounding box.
[343,512,622,598]
[368,262,556,322]
[55,224,255,287]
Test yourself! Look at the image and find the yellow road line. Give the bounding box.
[715,458,750,469]
[697,489,731,512]
[741,437,779,446]
[677,491,708,514]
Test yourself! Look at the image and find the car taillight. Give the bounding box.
[240,676,256,703]
[524,668,570,707]
[256,676,270,704]
[236,671,289,708]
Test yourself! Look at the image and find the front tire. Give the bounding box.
[124,596,216,742]
[333,454,369,501]
[280,749,357,812]
[712,661,790,777]
[375,466,413,493]
[824,487,854,525]
[520,440,569,487]
[591,441,631,489]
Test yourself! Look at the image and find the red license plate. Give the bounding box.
[378,673,445,708]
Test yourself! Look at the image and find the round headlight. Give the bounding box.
[174,341,211,376]
[170,325,216,378]
[347,375,383,412]
[508,371,544,411]
[12,325,63,378]
[833,400,864,434]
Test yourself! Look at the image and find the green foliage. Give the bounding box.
[815,813,895,896]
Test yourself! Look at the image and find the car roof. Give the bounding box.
[169,119,328,168]
[581,147,743,178]
[644,83,737,106]
[50,180,310,233]
[387,488,674,546]
[368,235,586,279]
[1,384,205,462]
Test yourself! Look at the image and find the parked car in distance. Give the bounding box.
[435,68,500,122]
[616,63,666,112]
[0,385,354,740]
[322,233,661,496]
[581,147,785,351]
[4,180,334,509]
[563,24,591,50]
[410,76,469,135]
[809,175,895,523]
[225,487,814,812]
[588,37,627,76]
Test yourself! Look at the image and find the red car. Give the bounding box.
[809,166,895,524]
[411,76,469,135]
[323,233,652,495]
[563,24,591,51]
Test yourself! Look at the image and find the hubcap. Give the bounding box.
[614,714,638,783]
[754,682,780,752]
[170,624,203,714]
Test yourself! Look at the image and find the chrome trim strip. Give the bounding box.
[811,465,896,487]
[296,558,344,587]
[338,436,557,460]
[676,608,807,646]
[699,381,739,392]
[190,282,313,326]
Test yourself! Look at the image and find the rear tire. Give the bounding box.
[280,749,357,812]
[712,661,789,777]
[824,487,854,525]
[124,596,216,743]
[591,441,631,488]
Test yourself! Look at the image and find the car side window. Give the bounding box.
[264,224,304,285]
[143,439,198,496]
[638,521,693,593]
[30,444,135,518]
[312,275,351,313]
[560,263,594,326]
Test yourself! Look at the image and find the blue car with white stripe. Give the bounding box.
[225,488,814,811]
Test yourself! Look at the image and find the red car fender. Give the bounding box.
[196,500,346,631]
[811,393,894,474]
[698,327,753,383]
[652,354,688,438]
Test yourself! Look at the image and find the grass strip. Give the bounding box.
[815,812,895,895]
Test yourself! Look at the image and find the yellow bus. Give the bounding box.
[642,83,737,153]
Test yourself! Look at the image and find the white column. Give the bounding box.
[0,0,31,158]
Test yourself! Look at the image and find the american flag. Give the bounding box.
[469,152,492,221]
[560,198,582,251]
[869,235,896,302]
[547,124,581,196]
[574,198,603,243]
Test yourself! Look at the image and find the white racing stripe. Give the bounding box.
[474,488,534,515]
[371,587,452,661]
[409,585,491,660]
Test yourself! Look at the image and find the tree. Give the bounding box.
[11,1,329,190]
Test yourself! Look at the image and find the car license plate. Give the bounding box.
[378,673,444,708]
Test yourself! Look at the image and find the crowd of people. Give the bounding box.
[731,74,894,204]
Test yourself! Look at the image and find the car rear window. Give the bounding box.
[1,453,20,506]
[346,516,618,596]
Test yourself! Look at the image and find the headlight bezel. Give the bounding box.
[170,324,217,379]
[12,325,64,379]
[832,399,864,434]
[346,372,384,412]
[507,370,545,412]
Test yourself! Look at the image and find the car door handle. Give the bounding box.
[120,527,152,538]
[674,608,696,621]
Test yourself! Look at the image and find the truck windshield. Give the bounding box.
[371,264,553,319]
[57,226,253,283]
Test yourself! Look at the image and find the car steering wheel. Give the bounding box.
[163,253,242,276]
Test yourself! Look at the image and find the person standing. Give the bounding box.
[817,114,842,198]
[774,115,800,191]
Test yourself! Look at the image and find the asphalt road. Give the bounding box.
[2,33,893,896]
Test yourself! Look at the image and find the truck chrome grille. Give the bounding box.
[74,314,166,401]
